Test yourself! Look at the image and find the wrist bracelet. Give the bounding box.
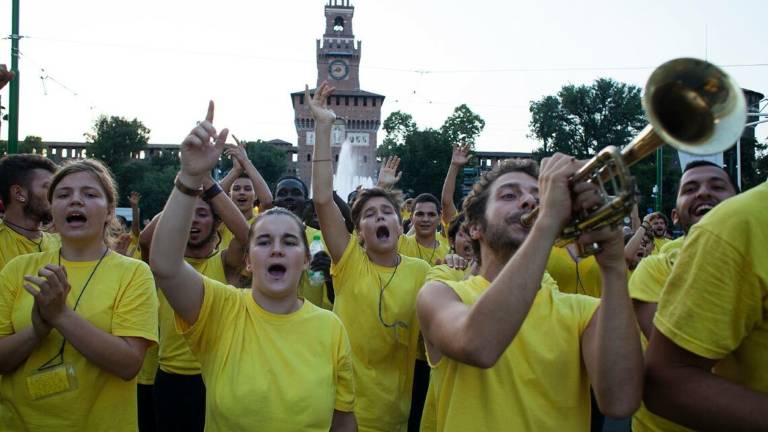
[174,175,203,197]
[202,182,224,201]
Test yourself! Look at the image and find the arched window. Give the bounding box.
[333,17,344,32]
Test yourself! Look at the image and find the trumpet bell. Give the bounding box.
[644,58,746,156]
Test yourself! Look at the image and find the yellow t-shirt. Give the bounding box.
[629,236,692,432]
[126,232,143,261]
[175,277,354,432]
[426,264,470,283]
[0,250,158,432]
[137,344,159,385]
[651,237,670,255]
[398,235,451,267]
[158,252,227,375]
[217,214,258,251]
[331,235,430,431]
[0,220,60,270]
[546,246,602,297]
[655,182,768,394]
[427,275,599,432]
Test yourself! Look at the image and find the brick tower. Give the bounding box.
[291,0,385,183]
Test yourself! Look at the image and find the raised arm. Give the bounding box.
[624,213,653,263]
[417,154,578,368]
[227,138,274,210]
[376,156,402,190]
[218,157,243,195]
[150,101,229,325]
[201,175,249,270]
[128,191,142,237]
[441,143,471,224]
[308,83,349,263]
[139,213,161,262]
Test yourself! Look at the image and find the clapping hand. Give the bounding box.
[180,101,229,178]
[305,82,336,126]
[23,265,72,326]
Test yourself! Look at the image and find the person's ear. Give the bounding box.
[11,184,26,203]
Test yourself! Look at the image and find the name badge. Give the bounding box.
[26,364,77,400]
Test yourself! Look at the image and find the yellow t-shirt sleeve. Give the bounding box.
[175,276,240,357]
[112,261,159,343]
[334,320,355,412]
[628,255,668,303]
[330,235,362,296]
[654,225,762,360]
[0,262,21,336]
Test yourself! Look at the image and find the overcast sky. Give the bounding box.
[2,0,767,153]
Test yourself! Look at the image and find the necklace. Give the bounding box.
[3,217,44,251]
[377,254,409,340]
[416,238,439,264]
[38,247,109,371]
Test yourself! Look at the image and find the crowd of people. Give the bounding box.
[0,66,766,432]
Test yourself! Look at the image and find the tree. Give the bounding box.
[381,111,417,147]
[528,78,683,216]
[529,78,646,160]
[378,105,485,198]
[85,115,150,169]
[20,135,46,154]
[441,104,486,148]
[218,140,288,191]
[118,152,180,219]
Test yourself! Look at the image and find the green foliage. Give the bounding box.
[117,153,180,219]
[441,104,486,148]
[379,129,453,197]
[218,140,288,191]
[381,111,417,147]
[528,78,684,216]
[20,135,45,154]
[529,78,646,160]
[378,105,485,198]
[85,115,150,168]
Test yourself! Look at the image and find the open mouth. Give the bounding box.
[236,197,249,205]
[267,264,287,278]
[189,227,201,235]
[692,203,715,217]
[65,212,88,225]
[376,226,391,241]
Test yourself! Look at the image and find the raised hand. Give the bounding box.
[224,142,249,167]
[23,265,72,326]
[305,82,336,126]
[129,191,141,207]
[451,143,472,167]
[180,101,229,177]
[377,156,403,188]
[0,64,14,90]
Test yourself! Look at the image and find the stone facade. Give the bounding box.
[291,0,384,183]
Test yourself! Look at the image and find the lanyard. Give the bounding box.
[37,247,109,371]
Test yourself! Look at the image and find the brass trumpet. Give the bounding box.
[520,58,746,255]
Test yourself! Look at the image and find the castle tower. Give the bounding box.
[291,0,385,184]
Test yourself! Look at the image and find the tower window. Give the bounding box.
[372,98,377,107]
[333,17,344,32]
[345,96,349,106]
[335,154,339,162]
[363,97,368,107]
[354,97,359,106]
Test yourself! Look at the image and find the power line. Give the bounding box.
[13,36,768,75]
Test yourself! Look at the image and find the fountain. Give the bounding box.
[332,137,374,201]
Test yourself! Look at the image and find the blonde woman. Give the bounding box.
[0,159,159,431]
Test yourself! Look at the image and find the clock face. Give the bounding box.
[329,60,349,80]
